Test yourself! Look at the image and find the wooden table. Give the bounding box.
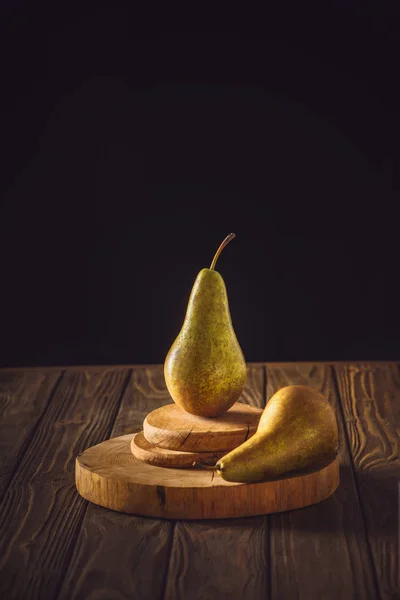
[0,362,398,600]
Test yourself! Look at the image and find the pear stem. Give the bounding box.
[210,233,236,270]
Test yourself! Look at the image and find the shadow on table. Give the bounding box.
[265,463,398,536]
[178,464,398,537]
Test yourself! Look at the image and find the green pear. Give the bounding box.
[164,233,247,418]
[216,385,339,482]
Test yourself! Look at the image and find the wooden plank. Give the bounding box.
[0,368,130,600]
[0,369,62,495]
[164,365,268,600]
[266,363,378,600]
[239,364,265,408]
[165,517,268,600]
[58,365,173,600]
[334,363,400,600]
[1,360,397,374]
[111,365,173,437]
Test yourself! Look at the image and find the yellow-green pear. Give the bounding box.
[216,385,339,482]
[164,233,247,418]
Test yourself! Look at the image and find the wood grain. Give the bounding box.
[0,368,130,600]
[1,361,395,374]
[165,517,268,600]
[266,363,378,600]
[58,366,174,600]
[163,364,269,599]
[111,365,172,437]
[60,365,266,600]
[143,402,262,452]
[76,433,339,518]
[334,363,400,600]
[1,362,396,600]
[0,369,62,495]
[131,431,226,467]
[238,364,265,408]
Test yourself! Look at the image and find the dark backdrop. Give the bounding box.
[1,5,399,367]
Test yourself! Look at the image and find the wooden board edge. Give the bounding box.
[75,454,340,520]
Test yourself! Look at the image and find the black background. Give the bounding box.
[1,5,399,367]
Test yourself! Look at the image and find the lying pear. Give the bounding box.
[216,385,339,482]
[164,233,247,418]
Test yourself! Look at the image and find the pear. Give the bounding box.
[216,385,339,482]
[164,233,247,418]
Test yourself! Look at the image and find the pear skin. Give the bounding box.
[216,385,339,482]
[164,234,247,418]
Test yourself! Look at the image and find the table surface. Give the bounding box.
[0,362,398,600]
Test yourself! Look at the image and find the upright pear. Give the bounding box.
[216,385,339,482]
[164,233,247,418]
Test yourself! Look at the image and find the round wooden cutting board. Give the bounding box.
[143,402,263,452]
[76,434,340,519]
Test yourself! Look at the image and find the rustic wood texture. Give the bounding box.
[0,368,130,600]
[266,364,379,600]
[163,364,269,599]
[164,517,268,600]
[0,369,62,496]
[0,362,397,600]
[238,364,265,408]
[334,363,400,600]
[111,366,173,437]
[143,401,263,451]
[131,430,226,467]
[58,365,174,600]
[76,433,339,518]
